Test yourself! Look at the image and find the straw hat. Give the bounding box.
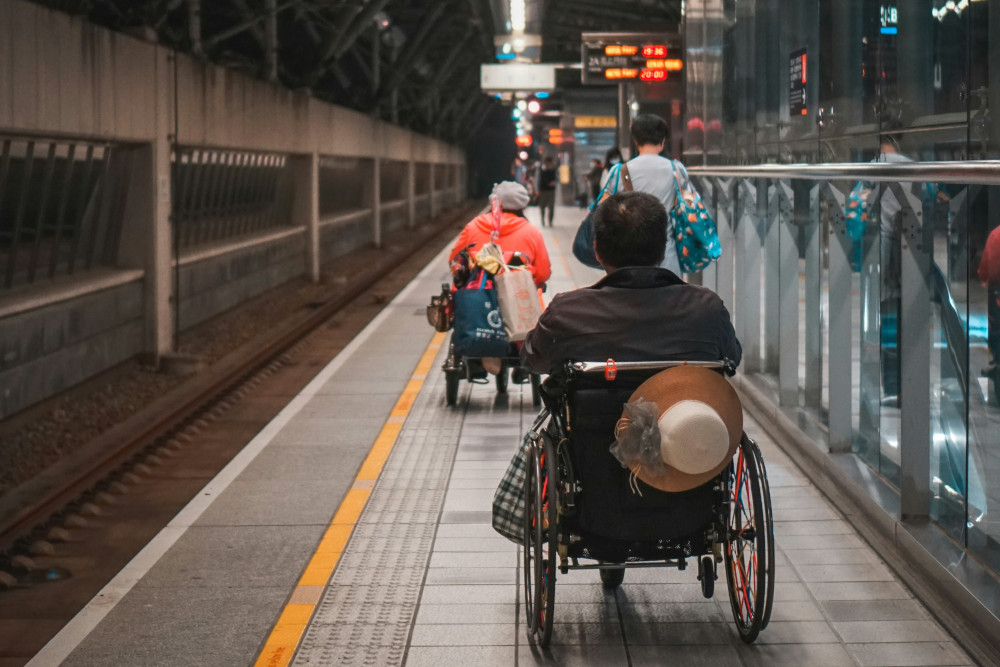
[615,366,743,493]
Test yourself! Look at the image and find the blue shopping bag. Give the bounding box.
[452,270,510,358]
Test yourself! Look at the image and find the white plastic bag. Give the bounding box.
[495,268,543,342]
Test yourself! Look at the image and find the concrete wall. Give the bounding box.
[0,277,144,417]
[177,231,308,331]
[0,0,467,419]
[0,2,463,164]
[318,211,376,263]
[381,201,409,237]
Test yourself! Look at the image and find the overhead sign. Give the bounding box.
[494,34,542,62]
[581,32,683,85]
[574,115,617,128]
[480,63,556,92]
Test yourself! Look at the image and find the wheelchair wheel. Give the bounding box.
[530,373,542,407]
[698,555,715,599]
[445,370,460,406]
[746,435,775,629]
[599,565,625,589]
[522,434,557,646]
[724,436,775,643]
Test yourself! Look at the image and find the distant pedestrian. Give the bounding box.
[586,158,603,203]
[599,147,623,189]
[536,157,558,227]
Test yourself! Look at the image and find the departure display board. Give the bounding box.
[581,32,683,85]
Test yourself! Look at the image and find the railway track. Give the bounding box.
[0,202,480,587]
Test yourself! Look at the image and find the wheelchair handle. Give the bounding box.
[569,359,735,375]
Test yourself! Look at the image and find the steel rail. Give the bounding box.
[686,160,1000,185]
[0,201,481,561]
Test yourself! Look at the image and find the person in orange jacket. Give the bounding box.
[449,181,551,288]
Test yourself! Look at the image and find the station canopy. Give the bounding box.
[28,0,680,143]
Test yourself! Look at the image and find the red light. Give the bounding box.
[515,135,533,147]
[641,44,667,58]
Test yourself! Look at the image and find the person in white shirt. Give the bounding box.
[602,114,682,275]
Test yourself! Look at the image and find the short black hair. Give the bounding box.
[630,113,669,147]
[593,191,667,268]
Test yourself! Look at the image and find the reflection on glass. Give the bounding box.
[968,187,1000,571]
[682,0,999,584]
[856,182,882,471]
[929,182,967,542]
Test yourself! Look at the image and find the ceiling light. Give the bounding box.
[510,0,526,32]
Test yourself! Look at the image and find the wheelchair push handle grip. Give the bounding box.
[568,359,736,375]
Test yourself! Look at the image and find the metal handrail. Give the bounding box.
[686,160,1000,185]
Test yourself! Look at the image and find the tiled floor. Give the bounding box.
[399,377,971,666]
[300,208,975,666]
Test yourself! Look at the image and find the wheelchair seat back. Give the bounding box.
[566,374,716,543]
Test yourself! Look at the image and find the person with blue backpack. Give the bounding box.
[573,113,721,275]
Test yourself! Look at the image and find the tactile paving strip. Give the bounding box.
[293,350,465,666]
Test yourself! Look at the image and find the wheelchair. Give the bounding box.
[441,338,542,407]
[522,359,775,647]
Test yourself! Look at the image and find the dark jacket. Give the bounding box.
[521,266,741,374]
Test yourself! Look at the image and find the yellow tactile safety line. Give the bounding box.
[254,330,448,667]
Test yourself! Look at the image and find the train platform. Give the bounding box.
[28,207,973,667]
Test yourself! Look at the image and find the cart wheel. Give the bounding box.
[724,435,775,643]
[495,365,509,393]
[530,373,542,407]
[698,555,715,599]
[523,434,557,646]
[445,370,460,406]
[599,565,625,589]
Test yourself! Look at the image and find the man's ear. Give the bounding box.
[593,245,612,273]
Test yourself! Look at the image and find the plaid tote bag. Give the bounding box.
[492,435,530,543]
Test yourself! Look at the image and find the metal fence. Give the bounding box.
[171,148,292,249]
[0,136,125,290]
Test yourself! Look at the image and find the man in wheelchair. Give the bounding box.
[519,190,743,545]
[521,191,741,372]
[505,192,773,645]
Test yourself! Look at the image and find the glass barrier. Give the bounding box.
[689,165,1000,575]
